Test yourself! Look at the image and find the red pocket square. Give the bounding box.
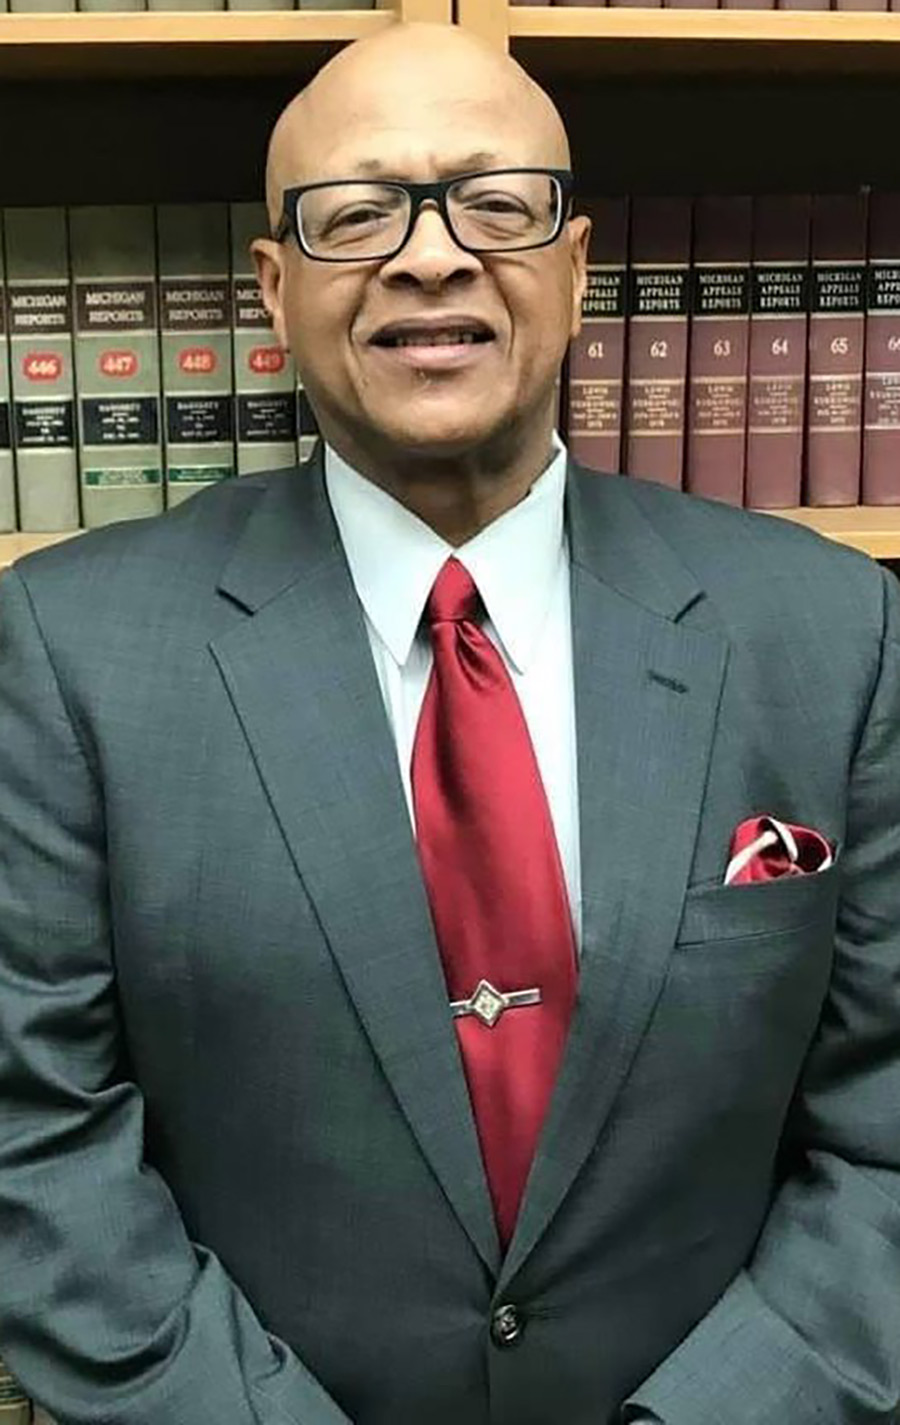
[724,815,834,886]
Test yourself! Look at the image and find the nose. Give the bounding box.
[380,201,482,290]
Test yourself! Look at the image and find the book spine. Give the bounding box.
[566,196,628,474]
[230,204,297,475]
[685,195,751,507]
[836,0,887,9]
[225,0,288,12]
[297,377,320,464]
[10,0,74,12]
[722,0,773,9]
[744,195,811,510]
[805,193,867,507]
[4,208,80,533]
[862,193,900,505]
[79,0,143,13]
[70,205,164,528]
[149,0,221,11]
[0,218,16,530]
[157,204,234,509]
[0,1356,30,1425]
[624,195,691,490]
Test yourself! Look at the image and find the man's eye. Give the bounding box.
[328,205,393,231]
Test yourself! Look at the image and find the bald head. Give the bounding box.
[264,23,570,226]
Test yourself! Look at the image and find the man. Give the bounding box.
[0,21,898,1425]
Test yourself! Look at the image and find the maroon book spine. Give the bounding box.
[624,196,691,489]
[744,195,811,509]
[837,0,887,10]
[862,193,900,505]
[805,193,867,507]
[685,195,751,507]
[566,197,628,474]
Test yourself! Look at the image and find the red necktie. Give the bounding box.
[411,557,577,1247]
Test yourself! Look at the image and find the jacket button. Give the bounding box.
[491,1303,524,1348]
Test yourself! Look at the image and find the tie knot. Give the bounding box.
[426,558,481,626]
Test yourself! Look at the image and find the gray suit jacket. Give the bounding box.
[0,453,898,1425]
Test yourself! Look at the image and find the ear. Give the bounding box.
[566,214,591,340]
[251,238,290,350]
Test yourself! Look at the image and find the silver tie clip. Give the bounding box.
[449,979,542,1029]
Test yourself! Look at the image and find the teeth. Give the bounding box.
[383,330,484,348]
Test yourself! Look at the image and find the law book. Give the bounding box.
[0,1357,30,1425]
[151,0,220,13]
[225,0,286,16]
[297,377,320,464]
[10,0,73,14]
[685,195,752,507]
[70,205,164,528]
[4,207,80,532]
[79,0,142,15]
[805,193,867,507]
[0,224,16,531]
[624,195,691,489]
[744,195,811,510]
[722,0,773,11]
[566,196,628,474]
[862,192,900,504]
[836,0,887,9]
[230,203,297,475]
[157,203,234,508]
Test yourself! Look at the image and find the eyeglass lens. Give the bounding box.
[296,171,563,259]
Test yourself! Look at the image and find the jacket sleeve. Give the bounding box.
[0,567,352,1425]
[623,562,900,1425]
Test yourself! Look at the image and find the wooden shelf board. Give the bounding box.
[768,505,900,559]
[0,531,82,569]
[2,508,899,569]
[508,8,900,76]
[0,8,397,78]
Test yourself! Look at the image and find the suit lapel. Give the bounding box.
[499,467,729,1289]
[209,460,500,1275]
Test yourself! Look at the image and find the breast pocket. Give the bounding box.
[676,860,842,948]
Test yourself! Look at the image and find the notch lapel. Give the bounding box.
[499,467,729,1289]
[210,462,500,1275]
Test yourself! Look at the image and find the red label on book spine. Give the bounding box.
[686,195,751,506]
[624,196,691,490]
[566,198,628,474]
[806,194,867,507]
[863,193,900,505]
[745,196,811,509]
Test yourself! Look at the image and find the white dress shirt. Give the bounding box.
[324,438,582,949]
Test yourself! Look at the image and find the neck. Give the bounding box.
[323,418,558,547]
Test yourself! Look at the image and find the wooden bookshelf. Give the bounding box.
[460,0,900,76]
[2,507,898,570]
[0,0,449,79]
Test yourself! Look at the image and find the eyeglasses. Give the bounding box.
[274,168,574,263]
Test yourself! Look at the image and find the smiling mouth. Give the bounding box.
[369,323,495,350]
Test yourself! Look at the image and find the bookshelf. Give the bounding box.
[1,507,898,570]
[0,0,898,560]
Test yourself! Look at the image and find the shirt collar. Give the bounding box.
[325,435,569,674]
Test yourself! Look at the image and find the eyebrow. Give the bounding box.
[348,152,503,179]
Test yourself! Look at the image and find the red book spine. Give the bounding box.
[744,195,811,509]
[862,193,900,505]
[566,197,628,474]
[624,196,691,490]
[805,193,867,507]
[685,195,751,507]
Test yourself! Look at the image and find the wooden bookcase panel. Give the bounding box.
[4,507,900,569]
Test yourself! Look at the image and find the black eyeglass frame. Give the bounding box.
[273,167,576,263]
